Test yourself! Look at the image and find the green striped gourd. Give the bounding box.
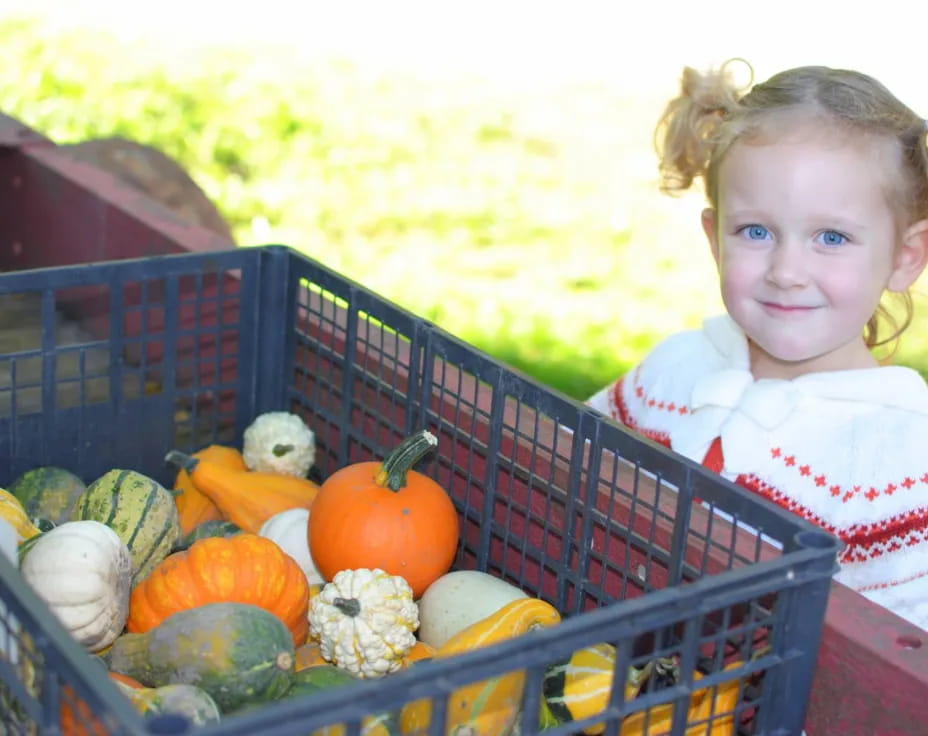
[75,469,180,585]
[8,466,86,525]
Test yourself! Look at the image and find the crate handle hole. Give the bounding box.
[896,635,922,650]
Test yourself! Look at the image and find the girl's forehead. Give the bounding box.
[720,120,900,196]
[714,128,905,236]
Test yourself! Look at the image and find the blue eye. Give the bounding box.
[818,230,847,246]
[742,225,770,241]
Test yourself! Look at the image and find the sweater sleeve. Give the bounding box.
[586,378,621,419]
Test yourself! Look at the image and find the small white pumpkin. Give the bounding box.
[258,507,325,587]
[417,569,529,649]
[308,568,418,678]
[243,411,316,477]
[20,520,132,652]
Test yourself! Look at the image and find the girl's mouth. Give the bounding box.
[759,301,819,316]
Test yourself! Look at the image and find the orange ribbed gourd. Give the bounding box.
[127,533,309,645]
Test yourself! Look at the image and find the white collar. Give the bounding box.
[697,314,928,416]
[669,315,928,463]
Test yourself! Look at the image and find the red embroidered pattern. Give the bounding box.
[735,473,928,571]
[625,367,691,416]
[610,377,670,447]
[767,445,925,504]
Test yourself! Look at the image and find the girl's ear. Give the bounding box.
[702,208,721,266]
[887,219,928,292]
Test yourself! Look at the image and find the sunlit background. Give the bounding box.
[5,0,928,398]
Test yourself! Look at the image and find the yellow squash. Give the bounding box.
[399,597,561,735]
[619,662,743,736]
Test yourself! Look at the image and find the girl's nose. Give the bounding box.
[765,241,809,288]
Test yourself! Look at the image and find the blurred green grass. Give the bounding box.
[4,16,927,399]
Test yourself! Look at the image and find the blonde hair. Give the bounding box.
[656,59,928,349]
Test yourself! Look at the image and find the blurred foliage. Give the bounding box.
[4,16,927,399]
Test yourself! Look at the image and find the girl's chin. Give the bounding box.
[748,341,878,378]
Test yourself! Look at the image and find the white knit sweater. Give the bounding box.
[588,314,928,631]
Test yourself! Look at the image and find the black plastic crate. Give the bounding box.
[0,245,839,735]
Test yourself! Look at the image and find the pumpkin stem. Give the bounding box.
[374,430,438,492]
[333,597,361,617]
[272,443,294,458]
[165,449,198,473]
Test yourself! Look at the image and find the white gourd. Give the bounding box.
[308,568,418,678]
[416,570,529,649]
[20,520,132,652]
[243,411,316,477]
[258,507,325,586]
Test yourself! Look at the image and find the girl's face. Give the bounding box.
[703,130,928,380]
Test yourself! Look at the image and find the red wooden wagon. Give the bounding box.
[1,112,924,735]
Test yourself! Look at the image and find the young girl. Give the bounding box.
[588,60,928,631]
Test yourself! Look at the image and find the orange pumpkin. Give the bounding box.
[165,449,319,533]
[308,430,459,597]
[127,533,310,645]
[173,444,247,535]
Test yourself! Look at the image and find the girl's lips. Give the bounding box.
[759,301,819,316]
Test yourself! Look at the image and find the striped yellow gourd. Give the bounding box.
[399,597,561,735]
[542,643,662,735]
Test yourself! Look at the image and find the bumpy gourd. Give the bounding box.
[308,568,418,679]
[243,411,316,477]
[20,520,132,652]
